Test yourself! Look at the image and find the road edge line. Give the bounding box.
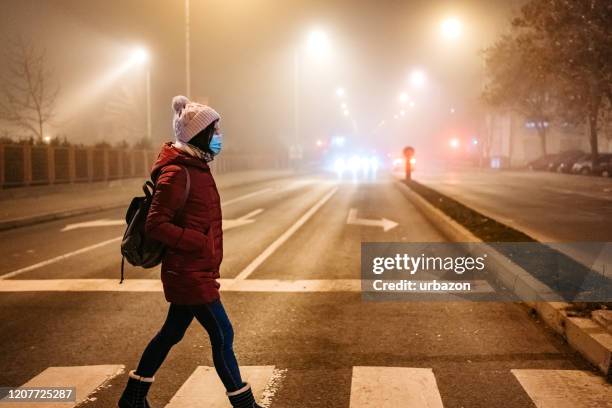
[394,180,612,379]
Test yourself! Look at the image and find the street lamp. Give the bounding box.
[131,47,151,141]
[293,29,331,148]
[336,87,346,97]
[399,92,408,103]
[440,17,462,40]
[307,29,331,56]
[409,69,426,88]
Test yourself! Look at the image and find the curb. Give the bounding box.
[395,180,612,378]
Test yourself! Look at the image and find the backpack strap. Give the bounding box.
[174,165,191,223]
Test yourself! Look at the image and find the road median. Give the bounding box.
[395,179,612,379]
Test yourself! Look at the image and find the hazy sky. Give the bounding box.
[0,0,520,154]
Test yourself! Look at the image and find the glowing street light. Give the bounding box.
[399,92,408,103]
[343,109,350,117]
[130,47,152,141]
[336,87,346,97]
[409,69,427,88]
[400,110,405,116]
[293,28,332,147]
[449,137,460,149]
[131,47,149,64]
[440,17,463,40]
[409,100,415,108]
[340,102,347,109]
[307,29,331,56]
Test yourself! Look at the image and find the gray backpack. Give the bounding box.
[120,165,190,283]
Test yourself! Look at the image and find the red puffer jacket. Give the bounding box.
[145,142,223,304]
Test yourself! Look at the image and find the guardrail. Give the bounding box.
[0,144,288,188]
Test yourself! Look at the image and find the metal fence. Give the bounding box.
[0,144,288,188]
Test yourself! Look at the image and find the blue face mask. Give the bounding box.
[209,134,223,155]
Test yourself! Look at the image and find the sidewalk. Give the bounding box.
[0,169,295,231]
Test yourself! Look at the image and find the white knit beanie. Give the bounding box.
[172,95,220,143]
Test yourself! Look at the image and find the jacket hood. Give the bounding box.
[150,142,210,181]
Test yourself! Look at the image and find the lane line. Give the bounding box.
[0,365,124,408]
[0,278,496,293]
[233,186,338,281]
[165,366,275,408]
[222,188,272,207]
[0,237,123,280]
[349,366,444,408]
[512,369,612,408]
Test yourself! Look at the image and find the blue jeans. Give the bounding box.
[135,300,244,392]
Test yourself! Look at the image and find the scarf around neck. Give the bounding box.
[173,140,214,163]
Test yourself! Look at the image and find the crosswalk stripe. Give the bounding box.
[165,366,276,408]
[511,369,612,408]
[349,366,444,408]
[0,278,496,293]
[0,365,124,408]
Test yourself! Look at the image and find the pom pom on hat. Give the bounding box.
[172,95,190,115]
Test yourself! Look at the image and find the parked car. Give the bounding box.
[527,154,559,171]
[571,153,612,175]
[548,150,585,173]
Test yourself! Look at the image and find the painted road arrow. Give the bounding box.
[61,209,264,233]
[223,208,264,231]
[346,208,398,232]
[61,219,124,231]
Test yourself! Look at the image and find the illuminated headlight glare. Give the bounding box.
[348,155,361,172]
[370,156,379,170]
[334,158,345,174]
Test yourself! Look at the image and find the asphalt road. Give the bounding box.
[415,169,612,267]
[0,172,609,408]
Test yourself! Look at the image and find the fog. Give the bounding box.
[0,0,518,157]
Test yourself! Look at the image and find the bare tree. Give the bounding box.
[0,37,60,140]
[483,33,557,155]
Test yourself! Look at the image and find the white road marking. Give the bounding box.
[61,219,124,232]
[0,237,123,280]
[165,366,276,408]
[511,369,612,408]
[222,188,272,206]
[3,188,277,280]
[232,187,338,281]
[56,189,272,233]
[223,209,264,231]
[346,208,398,232]
[0,365,124,408]
[543,186,612,202]
[349,366,444,408]
[0,278,496,293]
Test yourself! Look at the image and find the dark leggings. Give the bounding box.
[135,300,244,392]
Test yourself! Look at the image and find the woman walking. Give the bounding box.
[119,96,261,408]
